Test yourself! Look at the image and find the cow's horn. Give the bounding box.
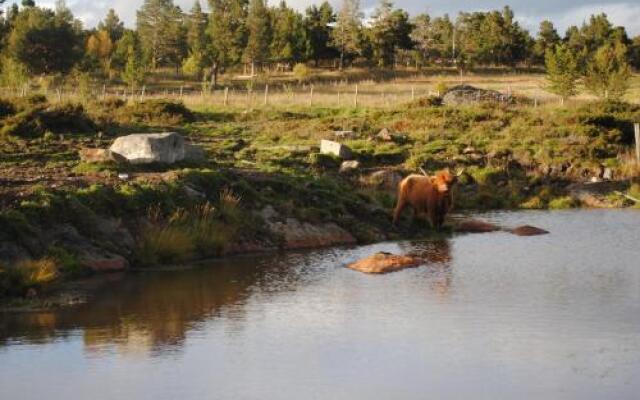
[419,167,428,176]
[456,168,465,177]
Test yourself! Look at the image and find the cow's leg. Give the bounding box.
[393,198,407,225]
[428,206,441,230]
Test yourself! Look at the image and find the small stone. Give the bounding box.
[79,148,114,163]
[462,146,477,155]
[339,160,360,173]
[320,140,353,160]
[376,128,394,141]
[602,168,613,181]
[334,130,355,140]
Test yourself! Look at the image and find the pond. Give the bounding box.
[1,210,639,400]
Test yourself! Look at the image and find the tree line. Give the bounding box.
[0,0,639,92]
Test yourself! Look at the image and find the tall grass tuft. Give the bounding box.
[135,189,243,267]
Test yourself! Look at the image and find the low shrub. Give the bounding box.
[0,102,97,137]
[0,258,60,297]
[114,100,195,125]
[549,196,578,209]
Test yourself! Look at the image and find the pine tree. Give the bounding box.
[545,43,580,103]
[533,21,560,64]
[270,1,307,68]
[208,0,246,85]
[122,44,146,90]
[584,41,631,100]
[331,0,362,70]
[98,9,125,43]
[368,0,411,68]
[304,1,335,67]
[243,0,270,75]
[136,0,186,70]
[410,14,432,67]
[183,0,210,79]
[7,5,81,75]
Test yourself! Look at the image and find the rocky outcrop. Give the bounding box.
[110,132,205,164]
[347,252,421,274]
[361,169,403,192]
[567,181,630,208]
[46,224,130,272]
[259,206,357,250]
[442,85,511,106]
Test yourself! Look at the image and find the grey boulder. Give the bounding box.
[110,132,204,164]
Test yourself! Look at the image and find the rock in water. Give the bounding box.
[454,219,500,233]
[347,252,422,274]
[110,132,204,164]
[509,225,549,236]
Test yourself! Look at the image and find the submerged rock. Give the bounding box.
[454,219,500,233]
[347,252,422,274]
[508,225,549,236]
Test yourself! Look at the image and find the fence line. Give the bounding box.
[0,83,563,109]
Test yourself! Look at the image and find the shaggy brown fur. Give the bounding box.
[393,169,460,229]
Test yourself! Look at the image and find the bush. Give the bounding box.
[549,196,578,209]
[309,153,340,170]
[114,100,194,125]
[293,63,310,83]
[0,258,60,297]
[0,102,97,137]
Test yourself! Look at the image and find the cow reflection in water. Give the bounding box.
[406,239,453,297]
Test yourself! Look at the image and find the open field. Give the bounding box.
[2,71,639,109]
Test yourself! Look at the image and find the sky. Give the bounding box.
[4,0,640,36]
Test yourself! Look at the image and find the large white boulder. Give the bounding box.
[110,132,189,164]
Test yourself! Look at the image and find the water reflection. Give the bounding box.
[1,210,639,400]
[0,252,314,354]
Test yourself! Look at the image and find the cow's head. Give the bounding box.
[433,169,464,194]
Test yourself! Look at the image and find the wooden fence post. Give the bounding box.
[264,84,269,105]
[354,84,358,107]
[224,87,229,106]
[309,85,314,106]
[411,86,415,101]
[634,123,640,163]
[179,86,184,99]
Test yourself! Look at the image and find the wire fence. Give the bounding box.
[0,80,569,109]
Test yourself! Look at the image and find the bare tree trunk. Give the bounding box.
[210,62,218,88]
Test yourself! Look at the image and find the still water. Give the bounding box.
[1,210,639,400]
